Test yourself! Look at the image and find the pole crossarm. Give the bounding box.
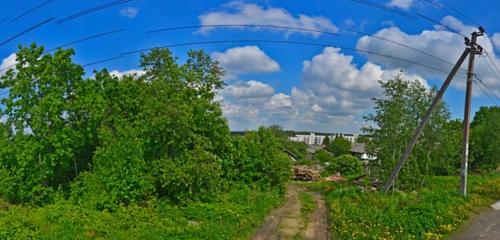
[382,28,485,194]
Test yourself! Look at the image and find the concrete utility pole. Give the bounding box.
[461,29,484,196]
[382,28,485,194]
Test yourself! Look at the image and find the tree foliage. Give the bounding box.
[229,127,292,192]
[328,137,352,156]
[0,44,291,206]
[470,106,500,172]
[326,154,364,176]
[363,73,459,190]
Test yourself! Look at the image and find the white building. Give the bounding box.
[329,133,359,144]
[289,132,360,146]
[289,133,326,146]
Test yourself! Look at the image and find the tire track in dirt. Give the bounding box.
[251,184,329,240]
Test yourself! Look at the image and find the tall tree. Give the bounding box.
[329,137,352,156]
[363,73,454,190]
[470,107,500,172]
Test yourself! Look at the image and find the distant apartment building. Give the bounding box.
[289,132,326,145]
[288,132,359,146]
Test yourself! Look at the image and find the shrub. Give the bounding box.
[315,149,335,164]
[327,154,364,176]
[328,137,352,156]
[229,127,292,191]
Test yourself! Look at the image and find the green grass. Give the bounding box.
[299,192,315,220]
[0,187,283,240]
[315,174,500,240]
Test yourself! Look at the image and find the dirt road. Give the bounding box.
[251,184,329,240]
[451,202,500,240]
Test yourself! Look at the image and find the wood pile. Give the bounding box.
[293,165,320,181]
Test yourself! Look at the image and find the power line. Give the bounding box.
[147,24,468,75]
[45,28,125,53]
[483,52,500,82]
[80,39,467,80]
[473,74,500,105]
[345,0,415,19]
[9,0,55,23]
[420,0,480,27]
[83,56,123,67]
[0,28,125,73]
[415,12,467,37]
[0,17,54,47]
[420,0,443,9]
[55,0,134,25]
[346,0,466,37]
[147,24,340,36]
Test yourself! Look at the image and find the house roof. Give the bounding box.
[351,143,366,154]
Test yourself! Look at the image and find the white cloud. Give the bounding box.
[219,16,500,132]
[222,80,274,100]
[212,46,280,77]
[355,16,500,96]
[221,47,427,132]
[387,0,414,10]
[492,33,500,51]
[0,53,17,76]
[198,1,337,37]
[109,69,144,78]
[119,7,139,18]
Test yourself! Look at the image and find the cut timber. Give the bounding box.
[293,165,320,181]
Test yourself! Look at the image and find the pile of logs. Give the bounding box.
[293,165,320,181]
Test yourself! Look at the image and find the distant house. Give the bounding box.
[350,143,377,162]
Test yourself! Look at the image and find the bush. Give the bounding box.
[328,137,352,156]
[315,149,335,164]
[321,174,500,240]
[229,127,292,191]
[327,154,364,176]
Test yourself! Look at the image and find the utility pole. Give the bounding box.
[461,29,484,196]
[382,28,485,194]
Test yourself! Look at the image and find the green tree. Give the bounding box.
[0,44,89,203]
[470,107,500,172]
[322,136,331,146]
[363,73,454,190]
[329,137,352,156]
[326,154,364,176]
[229,127,292,192]
[315,149,335,164]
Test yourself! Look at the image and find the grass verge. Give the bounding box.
[0,187,282,240]
[311,174,500,240]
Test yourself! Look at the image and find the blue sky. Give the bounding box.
[1,0,500,133]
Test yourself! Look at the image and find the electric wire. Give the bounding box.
[415,12,467,37]
[345,0,415,19]
[55,0,133,24]
[147,24,340,36]
[474,74,500,105]
[9,0,55,23]
[420,0,480,27]
[44,28,126,53]
[147,24,467,74]
[80,39,467,82]
[345,0,467,37]
[0,17,54,47]
[0,28,125,73]
[484,52,500,82]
